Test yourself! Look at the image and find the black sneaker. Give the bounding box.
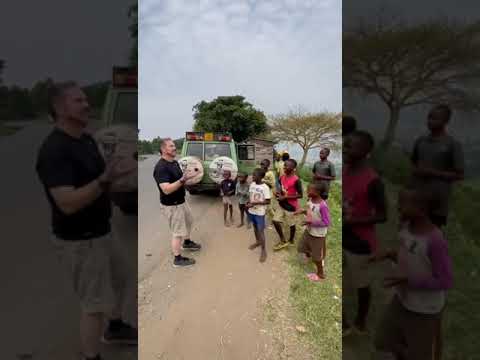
[102,322,137,345]
[181,240,202,251]
[173,256,196,267]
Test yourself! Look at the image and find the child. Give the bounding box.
[342,130,387,336]
[410,104,464,229]
[295,182,330,282]
[261,159,276,190]
[220,170,236,227]
[246,168,271,263]
[273,158,303,250]
[371,188,452,360]
[235,172,251,228]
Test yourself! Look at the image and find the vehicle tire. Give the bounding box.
[208,156,238,184]
[178,156,204,185]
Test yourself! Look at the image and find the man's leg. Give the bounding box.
[182,203,201,251]
[229,203,234,221]
[81,312,104,358]
[172,235,182,256]
[259,226,267,262]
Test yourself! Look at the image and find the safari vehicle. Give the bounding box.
[99,66,138,215]
[180,131,274,194]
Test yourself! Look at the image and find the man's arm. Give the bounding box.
[159,177,189,195]
[50,181,105,215]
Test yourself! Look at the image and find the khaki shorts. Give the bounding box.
[272,206,296,227]
[51,233,116,314]
[160,202,193,238]
[222,196,234,205]
[343,249,373,289]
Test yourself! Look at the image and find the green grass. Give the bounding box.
[343,149,480,359]
[280,180,342,359]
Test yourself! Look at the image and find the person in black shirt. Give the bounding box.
[36,82,136,360]
[153,138,202,267]
[220,169,236,226]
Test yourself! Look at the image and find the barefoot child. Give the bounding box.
[235,173,251,228]
[220,170,236,226]
[295,182,331,282]
[246,168,271,263]
[371,188,452,360]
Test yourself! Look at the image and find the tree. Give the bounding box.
[83,81,110,110]
[344,19,480,149]
[193,96,267,143]
[30,78,54,115]
[128,3,138,66]
[270,110,341,169]
[6,86,35,119]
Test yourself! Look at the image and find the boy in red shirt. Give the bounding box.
[342,130,387,335]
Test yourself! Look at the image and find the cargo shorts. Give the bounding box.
[51,233,117,314]
[160,202,193,238]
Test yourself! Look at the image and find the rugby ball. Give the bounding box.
[178,156,204,185]
[94,125,138,192]
[208,156,238,184]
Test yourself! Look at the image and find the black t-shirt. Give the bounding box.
[153,158,186,206]
[342,178,386,254]
[221,179,236,196]
[36,128,112,240]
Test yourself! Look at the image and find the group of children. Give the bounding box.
[343,106,462,359]
[219,157,331,282]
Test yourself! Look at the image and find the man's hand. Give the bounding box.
[302,220,312,226]
[245,202,253,209]
[100,157,134,184]
[180,170,196,184]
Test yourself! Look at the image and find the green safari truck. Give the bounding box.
[100,66,138,214]
[180,131,264,194]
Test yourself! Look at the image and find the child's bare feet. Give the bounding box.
[237,223,244,228]
[224,221,230,227]
[247,223,252,229]
[249,243,260,250]
[259,251,267,263]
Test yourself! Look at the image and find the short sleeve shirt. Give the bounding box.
[248,183,271,216]
[35,128,112,240]
[411,134,464,216]
[221,179,236,197]
[313,160,335,188]
[153,158,186,206]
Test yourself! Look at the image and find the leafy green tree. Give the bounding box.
[6,86,35,119]
[193,96,267,143]
[344,19,480,149]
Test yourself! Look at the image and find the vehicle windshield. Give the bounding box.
[113,92,137,126]
[204,143,231,161]
[186,143,203,159]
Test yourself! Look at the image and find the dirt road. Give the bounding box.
[139,155,313,360]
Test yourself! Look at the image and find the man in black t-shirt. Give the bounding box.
[154,138,201,267]
[36,82,136,360]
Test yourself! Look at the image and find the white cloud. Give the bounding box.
[139,0,341,140]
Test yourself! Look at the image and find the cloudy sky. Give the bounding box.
[0,0,132,88]
[139,0,341,141]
